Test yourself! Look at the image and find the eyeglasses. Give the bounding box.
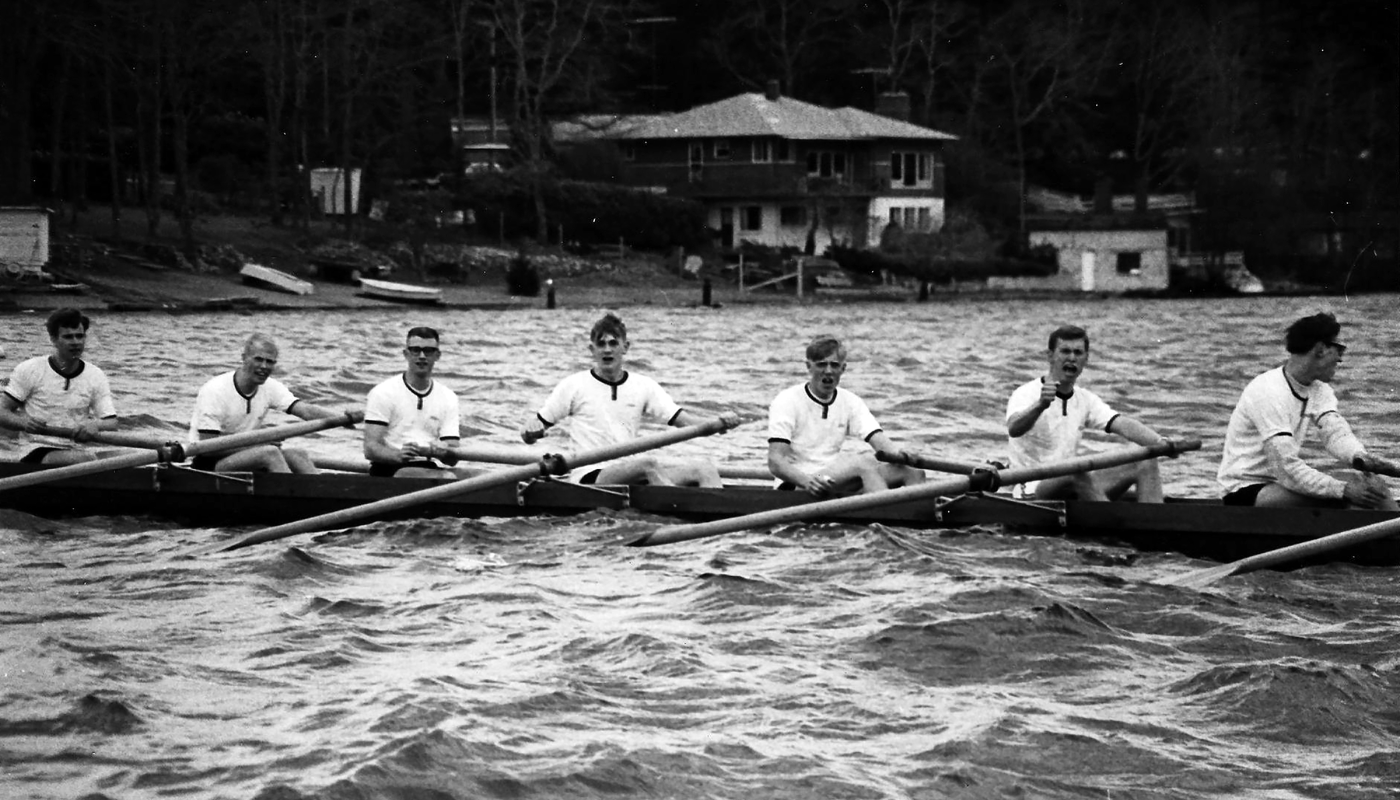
[405,346,440,357]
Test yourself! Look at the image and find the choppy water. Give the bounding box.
[2,295,1399,799]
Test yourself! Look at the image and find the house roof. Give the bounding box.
[554,93,956,143]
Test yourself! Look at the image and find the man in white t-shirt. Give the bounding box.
[0,307,118,465]
[1218,312,1397,509]
[1005,324,1171,502]
[520,312,737,486]
[767,334,923,496]
[189,333,347,473]
[364,326,468,479]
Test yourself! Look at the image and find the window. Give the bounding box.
[780,206,807,227]
[713,139,731,159]
[902,208,917,230]
[888,208,902,226]
[752,140,772,163]
[890,151,933,188]
[774,140,793,162]
[688,142,704,181]
[1116,252,1142,275]
[741,206,763,231]
[917,207,931,231]
[806,151,847,179]
[621,143,636,162]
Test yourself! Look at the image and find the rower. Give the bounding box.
[1005,324,1174,502]
[363,326,471,478]
[520,311,738,486]
[0,307,118,466]
[189,333,351,474]
[767,334,924,496]
[1218,312,1398,509]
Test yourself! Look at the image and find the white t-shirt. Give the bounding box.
[364,374,461,454]
[4,356,117,451]
[190,371,299,440]
[767,383,882,477]
[1005,378,1119,496]
[534,370,681,479]
[1217,366,1352,496]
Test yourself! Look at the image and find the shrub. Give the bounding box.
[506,251,541,296]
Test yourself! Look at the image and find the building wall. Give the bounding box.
[708,202,859,252]
[1027,229,1170,292]
[0,207,49,268]
[867,196,947,246]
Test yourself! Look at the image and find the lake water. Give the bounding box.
[2,295,1398,799]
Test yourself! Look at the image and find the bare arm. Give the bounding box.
[1107,415,1168,448]
[1007,382,1057,438]
[768,440,827,494]
[363,424,401,464]
[866,430,899,457]
[672,409,740,430]
[0,393,43,433]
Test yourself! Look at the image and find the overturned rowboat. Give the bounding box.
[1,461,1397,567]
[239,262,314,295]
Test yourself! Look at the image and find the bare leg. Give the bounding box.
[212,445,292,473]
[282,447,321,475]
[39,449,99,466]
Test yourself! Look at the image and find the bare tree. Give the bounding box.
[982,0,1115,231]
[489,0,639,241]
[702,0,846,99]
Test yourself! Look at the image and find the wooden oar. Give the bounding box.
[36,425,175,450]
[1159,515,1400,589]
[219,417,738,552]
[876,451,1005,474]
[0,412,362,494]
[313,454,772,481]
[629,438,1200,548]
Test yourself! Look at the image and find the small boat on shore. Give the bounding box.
[239,262,314,295]
[357,276,442,305]
[2,461,1397,566]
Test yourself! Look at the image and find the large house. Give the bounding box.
[555,83,957,254]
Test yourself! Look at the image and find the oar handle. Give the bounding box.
[875,451,1005,474]
[220,416,737,552]
[37,425,175,450]
[630,437,1200,548]
[1354,455,1400,479]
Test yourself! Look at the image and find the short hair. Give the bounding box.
[1285,312,1341,354]
[242,332,278,358]
[590,312,627,342]
[805,334,845,362]
[45,308,90,337]
[406,326,440,343]
[1048,325,1090,352]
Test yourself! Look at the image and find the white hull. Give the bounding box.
[357,276,442,304]
[239,263,314,295]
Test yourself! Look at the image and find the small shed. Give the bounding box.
[309,168,362,215]
[0,206,51,281]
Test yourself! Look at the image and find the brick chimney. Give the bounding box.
[765,79,781,101]
[875,91,910,121]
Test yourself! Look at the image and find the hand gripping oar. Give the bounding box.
[1159,514,1400,589]
[0,412,363,494]
[875,451,1007,474]
[629,438,1199,547]
[220,417,738,552]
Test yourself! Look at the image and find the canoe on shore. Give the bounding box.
[357,276,442,304]
[2,462,1398,566]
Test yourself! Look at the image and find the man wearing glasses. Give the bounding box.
[364,326,465,478]
[767,334,924,496]
[189,333,348,473]
[1218,312,1397,508]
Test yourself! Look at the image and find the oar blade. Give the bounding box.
[1155,563,1240,589]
